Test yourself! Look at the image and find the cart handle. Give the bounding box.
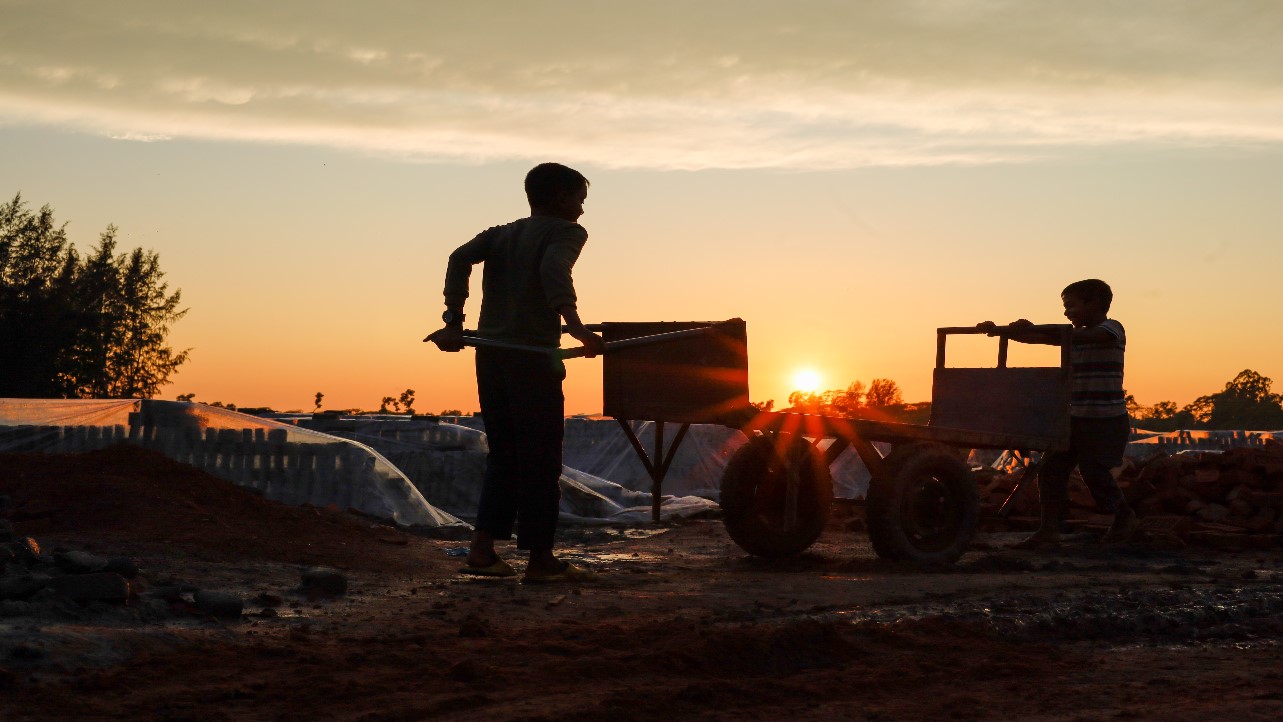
[935,324,1073,369]
[458,322,732,359]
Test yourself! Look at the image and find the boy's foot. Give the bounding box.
[459,553,516,578]
[1009,528,1061,550]
[1101,507,1139,545]
[521,561,598,585]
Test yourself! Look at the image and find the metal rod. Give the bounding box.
[458,323,728,359]
[997,451,1044,519]
[652,422,665,523]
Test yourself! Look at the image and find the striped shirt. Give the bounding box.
[1070,319,1126,418]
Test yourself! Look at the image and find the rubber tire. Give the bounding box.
[866,442,978,565]
[720,434,833,558]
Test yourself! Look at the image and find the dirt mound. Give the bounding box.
[0,444,446,574]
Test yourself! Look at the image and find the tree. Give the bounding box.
[378,389,417,414]
[314,391,324,411]
[865,378,903,408]
[0,194,189,398]
[1136,370,1283,431]
[398,388,416,415]
[1199,370,1283,429]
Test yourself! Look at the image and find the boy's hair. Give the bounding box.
[525,163,589,208]
[1062,279,1113,311]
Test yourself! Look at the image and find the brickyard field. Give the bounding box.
[2,444,1282,721]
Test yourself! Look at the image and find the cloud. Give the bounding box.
[2,1,1281,169]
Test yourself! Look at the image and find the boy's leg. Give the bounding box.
[1015,449,1073,546]
[502,353,566,566]
[469,349,521,565]
[1073,414,1136,542]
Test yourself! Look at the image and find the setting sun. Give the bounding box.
[791,368,822,394]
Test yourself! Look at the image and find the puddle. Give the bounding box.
[826,585,1283,645]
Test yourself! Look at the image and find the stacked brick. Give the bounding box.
[1120,443,1283,549]
[979,442,1283,549]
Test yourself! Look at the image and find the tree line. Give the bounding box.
[753,378,932,424]
[754,369,1283,431]
[1131,370,1283,431]
[0,194,188,399]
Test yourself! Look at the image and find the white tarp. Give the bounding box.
[0,399,464,528]
[304,415,720,522]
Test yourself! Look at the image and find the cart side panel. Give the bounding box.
[603,320,749,425]
[931,367,1068,442]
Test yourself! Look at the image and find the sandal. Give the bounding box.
[458,557,517,578]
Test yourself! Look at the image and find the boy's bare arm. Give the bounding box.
[558,304,605,357]
[975,319,1062,345]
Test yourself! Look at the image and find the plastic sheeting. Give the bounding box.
[303,416,720,522]
[0,399,464,528]
[448,417,880,499]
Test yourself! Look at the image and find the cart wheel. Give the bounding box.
[866,442,978,565]
[720,434,832,558]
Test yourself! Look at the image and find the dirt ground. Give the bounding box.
[3,446,1283,721]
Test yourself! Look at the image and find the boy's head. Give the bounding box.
[526,163,589,221]
[1061,278,1112,327]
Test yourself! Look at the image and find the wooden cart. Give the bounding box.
[599,319,1073,565]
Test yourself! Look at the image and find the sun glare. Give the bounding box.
[792,368,822,394]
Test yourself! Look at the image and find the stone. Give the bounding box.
[46,572,130,603]
[1195,504,1229,522]
[194,590,244,619]
[251,592,284,607]
[0,574,51,601]
[54,551,109,574]
[5,538,41,566]
[300,567,347,598]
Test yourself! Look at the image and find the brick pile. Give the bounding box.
[1120,442,1283,549]
[978,442,1283,549]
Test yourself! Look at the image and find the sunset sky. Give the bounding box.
[3,2,1282,415]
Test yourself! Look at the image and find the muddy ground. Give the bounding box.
[2,446,1283,721]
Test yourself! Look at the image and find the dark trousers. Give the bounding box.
[474,347,565,551]
[1038,414,1131,514]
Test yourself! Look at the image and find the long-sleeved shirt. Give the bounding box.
[443,216,587,346]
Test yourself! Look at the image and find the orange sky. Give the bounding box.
[4,3,1283,415]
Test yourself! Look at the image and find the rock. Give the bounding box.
[54,551,109,574]
[194,590,244,619]
[1196,504,1229,522]
[46,572,130,603]
[0,574,51,601]
[0,519,16,543]
[104,557,140,579]
[5,538,41,566]
[251,592,284,608]
[300,567,347,598]
[0,665,14,688]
